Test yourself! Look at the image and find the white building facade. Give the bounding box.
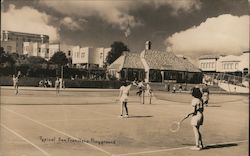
[199,51,249,75]
[199,55,219,72]
[23,42,73,61]
[23,42,50,59]
[48,44,60,59]
[72,46,111,68]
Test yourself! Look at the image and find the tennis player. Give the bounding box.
[12,74,19,95]
[190,85,204,150]
[118,81,132,118]
[136,80,145,96]
[55,77,60,95]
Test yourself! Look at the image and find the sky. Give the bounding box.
[1,0,249,63]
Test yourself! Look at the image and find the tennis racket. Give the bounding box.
[169,112,193,133]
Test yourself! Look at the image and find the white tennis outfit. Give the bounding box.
[120,84,131,102]
[191,98,204,126]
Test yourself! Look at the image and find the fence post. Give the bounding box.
[142,89,145,104]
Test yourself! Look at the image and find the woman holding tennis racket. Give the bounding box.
[118,81,132,118]
[190,85,204,150]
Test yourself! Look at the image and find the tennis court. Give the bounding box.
[0,87,248,156]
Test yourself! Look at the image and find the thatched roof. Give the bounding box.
[143,50,184,71]
[123,52,144,69]
[143,50,200,72]
[108,52,144,71]
[108,50,200,73]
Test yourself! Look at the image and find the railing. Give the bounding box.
[203,73,249,88]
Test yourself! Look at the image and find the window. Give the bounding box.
[235,63,238,69]
[7,46,12,52]
[81,52,85,58]
[47,49,49,54]
[38,48,41,53]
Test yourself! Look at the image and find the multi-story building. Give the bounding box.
[217,55,241,73]
[199,55,220,73]
[0,40,16,53]
[60,44,73,58]
[199,51,249,75]
[23,42,50,59]
[49,44,60,59]
[72,46,111,68]
[23,43,73,61]
[1,30,49,54]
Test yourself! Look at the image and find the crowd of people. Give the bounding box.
[39,79,53,88]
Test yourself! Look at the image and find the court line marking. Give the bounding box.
[2,107,112,156]
[112,140,248,156]
[0,123,50,156]
[42,118,120,122]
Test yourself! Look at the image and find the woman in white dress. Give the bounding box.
[13,75,19,95]
[119,81,132,118]
[190,85,204,150]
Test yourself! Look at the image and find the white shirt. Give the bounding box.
[119,84,132,102]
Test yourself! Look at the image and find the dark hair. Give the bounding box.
[121,81,127,86]
[192,87,202,99]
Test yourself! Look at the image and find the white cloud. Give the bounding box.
[60,17,86,31]
[40,0,201,30]
[165,14,249,57]
[2,4,59,41]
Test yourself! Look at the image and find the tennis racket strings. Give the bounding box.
[169,121,180,132]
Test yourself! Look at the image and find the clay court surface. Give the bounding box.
[0,87,248,156]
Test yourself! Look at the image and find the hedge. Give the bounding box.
[0,76,122,89]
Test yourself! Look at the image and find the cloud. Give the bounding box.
[2,4,59,41]
[143,0,201,15]
[40,0,201,30]
[39,1,140,30]
[165,14,249,57]
[60,17,86,31]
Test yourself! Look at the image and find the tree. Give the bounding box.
[106,41,129,65]
[28,56,47,64]
[49,51,68,66]
[0,47,15,66]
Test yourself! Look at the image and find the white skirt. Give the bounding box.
[120,95,128,102]
[191,112,203,126]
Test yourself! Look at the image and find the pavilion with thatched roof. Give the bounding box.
[108,41,202,83]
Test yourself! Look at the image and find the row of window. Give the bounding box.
[74,52,86,58]
[222,63,238,70]
[200,62,215,69]
[24,47,49,54]
[74,52,104,59]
